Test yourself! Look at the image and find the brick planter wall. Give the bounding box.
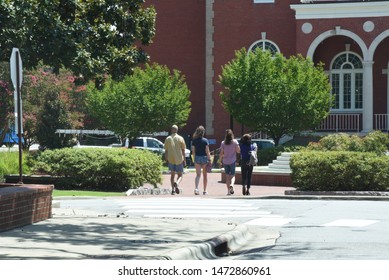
[221,171,292,187]
[0,184,53,232]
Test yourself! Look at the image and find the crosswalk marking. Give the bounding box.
[120,205,260,210]
[322,219,379,227]
[114,198,271,219]
[112,199,381,228]
[245,218,296,227]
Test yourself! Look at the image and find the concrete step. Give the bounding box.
[280,152,294,157]
[271,160,290,165]
[266,152,294,170]
[268,163,291,169]
[275,156,291,162]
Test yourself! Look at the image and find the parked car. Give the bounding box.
[126,137,191,163]
[251,139,275,150]
[236,138,275,150]
[129,137,165,155]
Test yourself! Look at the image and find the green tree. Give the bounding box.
[219,49,332,146]
[0,0,156,84]
[87,63,191,142]
[0,80,13,146]
[22,67,89,149]
[35,88,74,149]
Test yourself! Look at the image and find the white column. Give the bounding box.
[205,0,215,135]
[384,64,389,116]
[362,60,374,132]
[383,65,389,130]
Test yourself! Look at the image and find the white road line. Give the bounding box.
[117,198,274,219]
[116,200,252,206]
[121,205,260,210]
[245,218,296,226]
[125,209,273,215]
[321,219,379,227]
[144,213,280,218]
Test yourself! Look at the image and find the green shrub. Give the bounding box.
[29,148,162,191]
[306,131,389,155]
[363,130,389,154]
[291,151,389,191]
[0,152,31,181]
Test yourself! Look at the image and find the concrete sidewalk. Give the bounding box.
[0,171,283,260]
[0,207,279,260]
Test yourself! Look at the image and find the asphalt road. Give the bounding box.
[58,197,389,260]
[231,199,389,260]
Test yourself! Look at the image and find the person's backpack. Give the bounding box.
[249,143,258,166]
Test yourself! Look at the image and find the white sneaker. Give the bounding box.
[194,189,199,195]
[203,191,208,195]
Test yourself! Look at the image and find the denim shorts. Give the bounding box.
[195,155,209,165]
[224,162,236,175]
[168,163,184,173]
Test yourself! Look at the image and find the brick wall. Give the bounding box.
[145,0,206,139]
[221,171,292,187]
[0,184,53,232]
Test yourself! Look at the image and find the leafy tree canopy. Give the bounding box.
[0,0,156,84]
[87,63,191,142]
[22,66,90,149]
[219,49,332,145]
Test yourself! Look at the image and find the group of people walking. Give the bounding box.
[164,124,257,196]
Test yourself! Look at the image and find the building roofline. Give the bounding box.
[291,1,389,19]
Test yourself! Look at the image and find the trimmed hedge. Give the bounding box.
[29,148,162,191]
[290,151,389,191]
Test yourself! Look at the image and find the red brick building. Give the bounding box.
[145,0,389,147]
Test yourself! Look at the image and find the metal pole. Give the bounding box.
[15,50,23,184]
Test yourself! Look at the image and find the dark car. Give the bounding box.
[236,138,275,150]
[251,139,275,150]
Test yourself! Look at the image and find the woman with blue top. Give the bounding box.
[191,125,211,195]
[239,134,257,195]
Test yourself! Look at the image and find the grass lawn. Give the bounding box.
[52,190,125,197]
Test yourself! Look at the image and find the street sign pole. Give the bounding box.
[16,50,22,184]
[10,48,23,184]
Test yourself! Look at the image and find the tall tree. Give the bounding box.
[22,67,89,149]
[219,49,332,146]
[0,0,156,84]
[87,63,191,142]
[35,88,74,149]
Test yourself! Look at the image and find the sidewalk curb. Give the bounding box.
[160,224,256,260]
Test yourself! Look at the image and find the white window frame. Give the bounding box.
[330,51,363,112]
[254,0,275,3]
[248,39,280,55]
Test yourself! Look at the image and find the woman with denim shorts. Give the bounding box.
[191,126,211,195]
[219,129,240,195]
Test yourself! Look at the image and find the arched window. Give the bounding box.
[248,40,280,56]
[330,52,363,111]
